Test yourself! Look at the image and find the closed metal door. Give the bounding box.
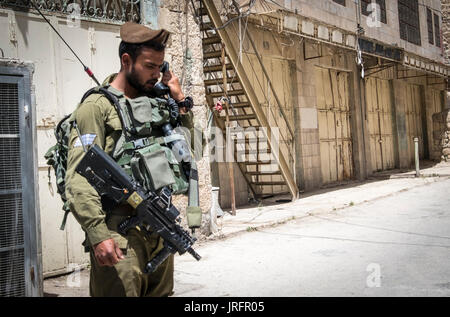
[429,88,443,158]
[406,84,424,165]
[0,66,41,297]
[316,67,354,184]
[366,77,395,172]
[243,53,295,195]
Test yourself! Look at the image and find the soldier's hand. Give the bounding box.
[162,70,185,103]
[93,238,125,267]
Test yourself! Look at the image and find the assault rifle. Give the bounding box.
[75,144,201,274]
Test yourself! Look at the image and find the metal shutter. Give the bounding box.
[0,65,41,297]
[0,81,26,297]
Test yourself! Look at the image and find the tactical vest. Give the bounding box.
[46,84,201,232]
[109,85,190,195]
[77,85,191,198]
[93,85,201,229]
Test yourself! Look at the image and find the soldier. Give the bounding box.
[65,22,197,297]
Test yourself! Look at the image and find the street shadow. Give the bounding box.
[368,160,441,180]
[221,160,446,212]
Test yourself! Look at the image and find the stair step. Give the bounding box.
[209,89,245,98]
[229,102,251,108]
[203,64,233,73]
[228,114,256,121]
[202,36,221,45]
[197,7,208,16]
[237,149,272,155]
[204,77,234,86]
[216,114,256,122]
[200,22,214,32]
[251,181,287,186]
[203,51,223,60]
[234,137,267,143]
[243,161,273,165]
[246,171,281,176]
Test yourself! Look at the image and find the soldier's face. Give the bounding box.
[125,47,165,94]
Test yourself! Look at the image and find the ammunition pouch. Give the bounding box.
[186,206,202,228]
[112,93,190,195]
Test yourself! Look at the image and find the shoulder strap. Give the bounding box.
[80,86,133,142]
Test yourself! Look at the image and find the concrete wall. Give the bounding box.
[280,0,444,63]
[442,0,450,64]
[210,0,446,193]
[289,36,445,188]
[294,40,322,190]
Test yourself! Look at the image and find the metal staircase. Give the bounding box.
[193,0,298,200]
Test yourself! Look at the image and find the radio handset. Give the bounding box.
[152,63,192,164]
[152,61,170,97]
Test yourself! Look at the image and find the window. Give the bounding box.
[361,0,387,24]
[333,0,346,6]
[434,13,441,48]
[398,0,421,46]
[427,8,434,45]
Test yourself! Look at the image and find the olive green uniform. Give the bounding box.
[65,84,194,297]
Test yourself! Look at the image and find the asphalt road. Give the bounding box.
[173,179,450,297]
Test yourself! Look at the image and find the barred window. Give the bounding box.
[0,0,141,23]
[427,8,434,45]
[361,0,387,24]
[434,13,441,48]
[333,0,346,6]
[398,0,421,46]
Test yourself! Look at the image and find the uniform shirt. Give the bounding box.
[65,87,195,247]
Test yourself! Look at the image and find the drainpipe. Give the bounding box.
[140,0,160,27]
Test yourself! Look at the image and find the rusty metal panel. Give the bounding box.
[405,84,424,165]
[366,78,380,171]
[380,79,395,170]
[241,51,295,195]
[316,67,353,184]
[428,88,443,159]
[366,77,395,172]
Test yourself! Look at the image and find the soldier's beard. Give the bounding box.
[126,64,157,95]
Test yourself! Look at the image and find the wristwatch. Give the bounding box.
[177,96,194,110]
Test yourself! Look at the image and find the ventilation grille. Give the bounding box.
[0,80,25,297]
[0,139,22,191]
[0,249,25,297]
[0,83,19,135]
[0,194,24,249]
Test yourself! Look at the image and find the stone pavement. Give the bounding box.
[43,160,450,296]
[208,161,450,241]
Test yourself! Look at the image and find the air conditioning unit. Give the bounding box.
[0,61,42,297]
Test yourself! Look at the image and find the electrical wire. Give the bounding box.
[29,0,100,85]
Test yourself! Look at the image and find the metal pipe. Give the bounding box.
[414,137,420,177]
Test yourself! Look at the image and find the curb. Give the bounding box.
[205,175,450,242]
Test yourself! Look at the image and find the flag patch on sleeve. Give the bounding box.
[74,134,97,148]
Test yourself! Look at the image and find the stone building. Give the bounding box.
[443,0,450,63]
[197,0,449,208]
[438,0,450,161]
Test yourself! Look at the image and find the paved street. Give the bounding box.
[173,179,450,296]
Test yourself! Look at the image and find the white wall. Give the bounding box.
[0,8,122,276]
